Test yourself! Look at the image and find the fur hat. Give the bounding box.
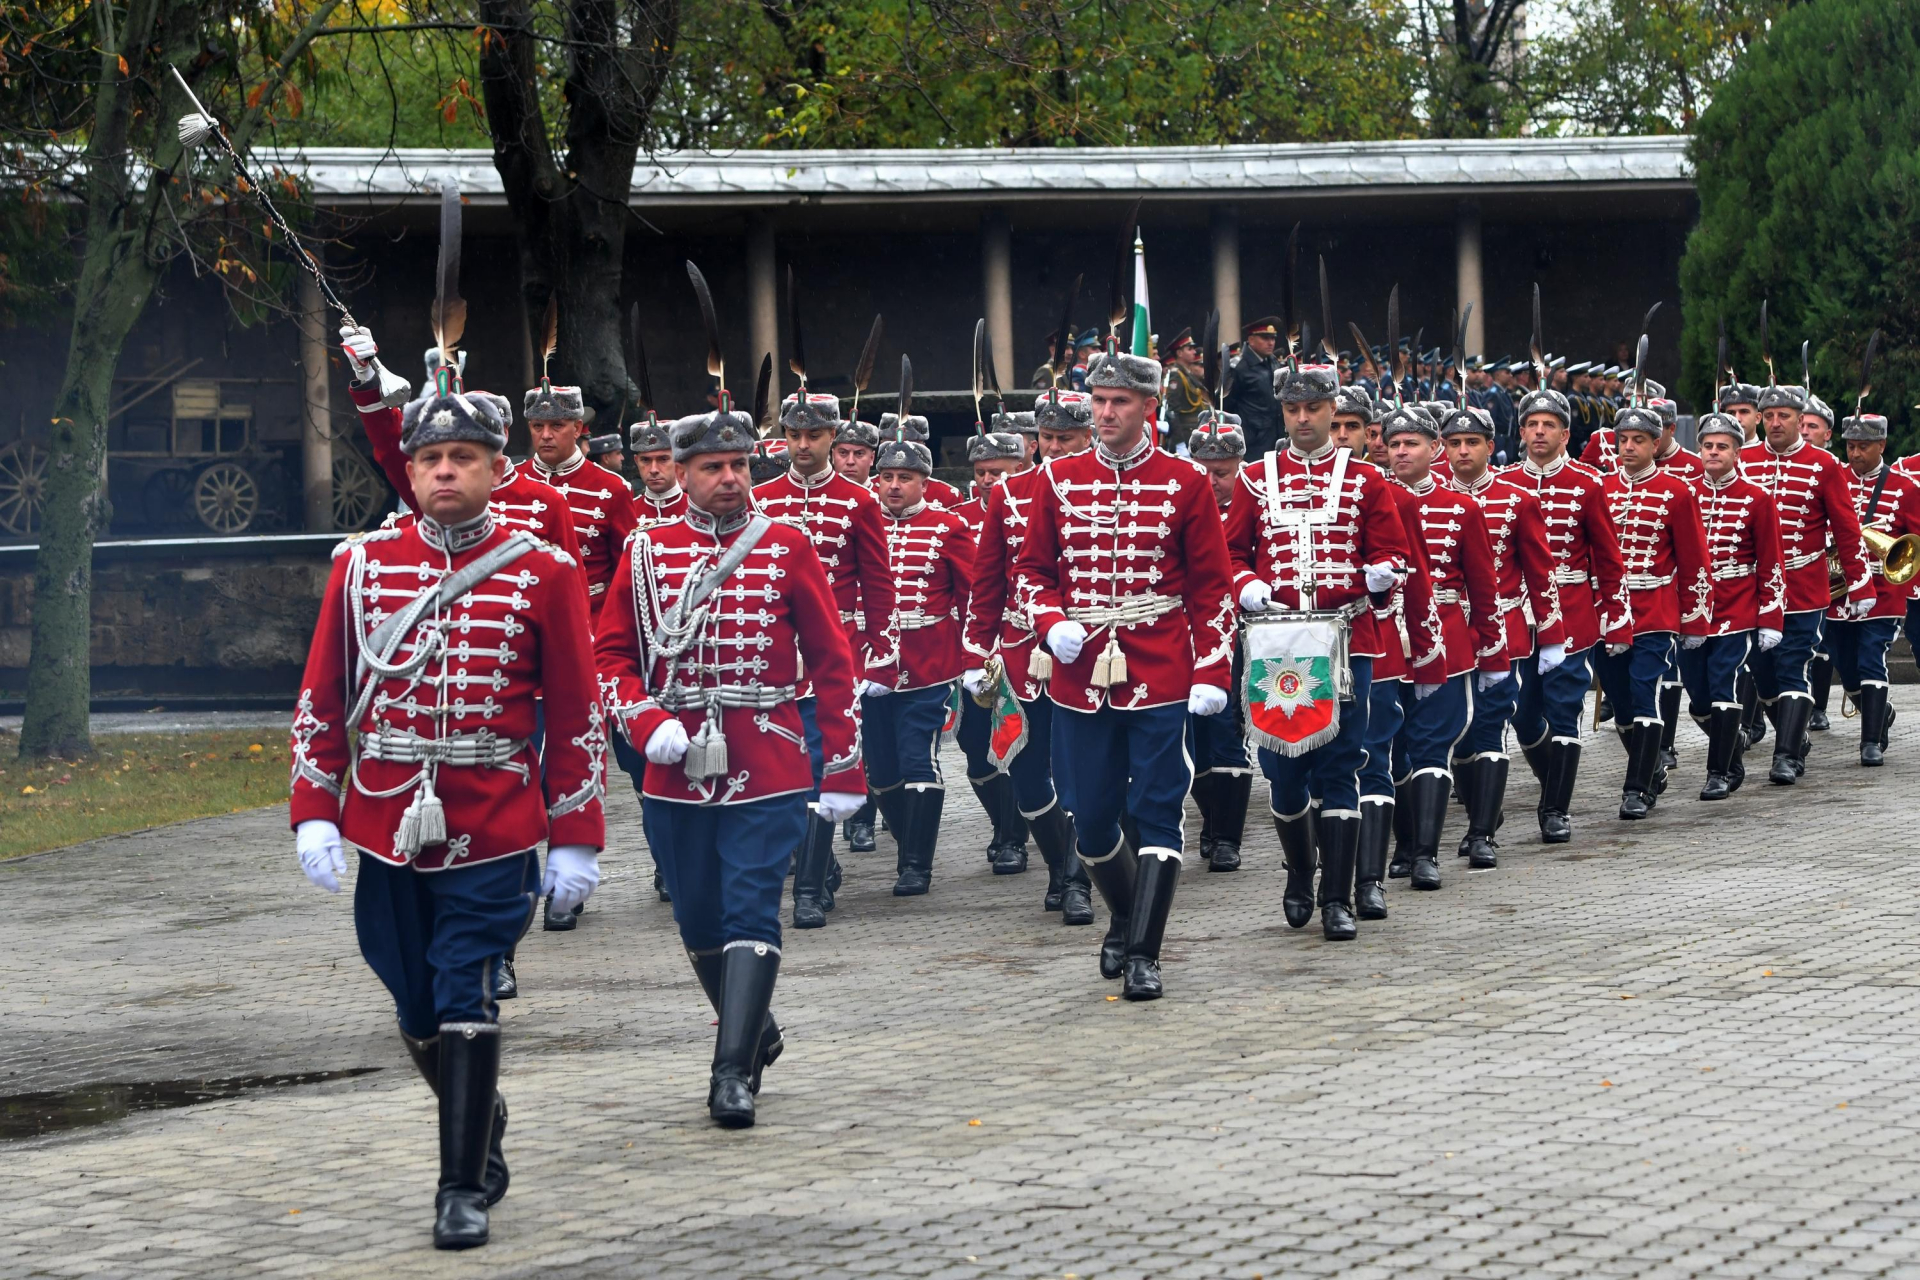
[423,347,467,382]
[1614,405,1664,439]
[876,412,930,443]
[1438,405,1495,438]
[748,438,789,483]
[1696,411,1743,442]
[779,391,843,433]
[1085,351,1162,396]
[628,416,672,455]
[1718,383,1761,410]
[1007,410,1039,436]
[835,417,881,449]
[875,438,935,475]
[399,377,512,455]
[525,381,590,423]
[1333,385,1374,421]
[669,409,760,463]
[1186,411,1246,460]
[1516,388,1572,428]
[1032,390,1093,431]
[1757,383,1807,412]
[966,431,1025,464]
[1276,362,1339,404]
[1841,413,1890,442]
[1381,403,1436,441]
[1803,394,1835,426]
[584,433,624,458]
[1648,397,1678,428]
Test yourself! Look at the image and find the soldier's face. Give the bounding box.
[1801,417,1831,447]
[1762,407,1800,449]
[875,467,926,514]
[1283,398,1334,452]
[1175,343,1200,367]
[1365,423,1387,466]
[1246,333,1277,358]
[1089,387,1152,449]
[408,441,506,525]
[1201,457,1241,507]
[1037,426,1089,461]
[1519,413,1568,463]
[972,457,1018,492]
[529,418,583,467]
[1847,440,1886,474]
[636,449,676,494]
[1617,429,1659,471]
[1730,404,1759,432]
[1330,415,1367,452]
[1446,433,1493,481]
[1700,437,1739,479]
[831,443,875,484]
[679,452,752,515]
[1386,433,1432,484]
[785,426,836,475]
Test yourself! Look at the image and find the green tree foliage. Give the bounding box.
[1527,0,1777,134]
[1678,0,1920,436]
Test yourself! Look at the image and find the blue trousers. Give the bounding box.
[1678,632,1751,712]
[1053,701,1192,856]
[1396,671,1470,778]
[1461,663,1520,756]
[1513,644,1594,748]
[797,697,825,796]
[957,694,992,783]
[1188,694,1251,775]
[1596,632,1676,727]
[1259,657,1373,814]
[1752,611,1824,702]
[1827,617,1901,692]
[642,795,809,952]
[863,685,951,791]
[1358,675,1404,800]
[1009,696,1060,817]
[355,850,540,1039]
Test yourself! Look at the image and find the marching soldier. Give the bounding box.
[291,363,604,1250]
[1225,317,1283,457]
[1504,385,1633,843]
[876,408,966,509]
[1687,412,1785,799]
[963,390,1096,923]
[1329,385,1372,457]
[866,431,978,895]
[1382,403,1503,891]
[1225,365,1435,937]
[1742,381,1873,783]
[1185,411,1255,874]
[595,396,864,1131]
[831,415,880,488]
[1440,406,1566,869]
[1801,395,1838,730]
[1597,401,1713,818]
[630,415,690,530]
[1721,382,1763,445]
[525,382,638,622]
[1014,348,1236,999]
[1827,410,1920,766]
[755,385,899,929]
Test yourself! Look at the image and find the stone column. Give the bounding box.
[747,214,778,394]
[982,208,1014,388]
[1456,200,1485,358]
[1210,206,1241,344]
[297,271,333,532]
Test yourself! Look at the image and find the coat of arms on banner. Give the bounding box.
[1242,613,1350,756]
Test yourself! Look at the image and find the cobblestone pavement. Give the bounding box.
[5,693,1920,1280]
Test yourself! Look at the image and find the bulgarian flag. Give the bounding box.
[1130,231,1151,357]
[1243,615,1350,756]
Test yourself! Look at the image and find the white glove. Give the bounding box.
[1363,561,1404,594]
[1848,596,1875,619]
[1476,670,1508,693]
[339,325,379,383]
[1238,581,1272,613]
[1537,642,1566,674]
[296,819,347,894]
[961,668,990,697]
[644,718,690,764]
[542,845,600,913]
[814,791,864,823]
[1413,681,1443,701]
[859,679,893,699]
[1047,621,1088,663]
[1681,635,1706,650]
[1606,642,1630,657]
[1187,684,1229,716]
[1757,628,1782,652]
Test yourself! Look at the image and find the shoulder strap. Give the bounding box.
[1867,463,1892,527]
[664,514,772,632]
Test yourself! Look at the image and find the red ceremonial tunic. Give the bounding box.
[529,450,637,614]
[881,501,976,690]
[1602,464,1714,637]
[633,484,690,532]
[1502,455,1634,651]
[289,515,606,869]
[351,384,583,565]
[1447,469,1567,662]
[1394,475,1507,677]
[966,466,1051,701]
[1580,429,1704,479]
[1014,436,1236,711]
[1741,438,1872,613]
[1693,471,1786,635]
[1826,463,1920,620]
[1222,441,1440,672]
[754,466,899,683]
[1370,478,1442,683]
[594,504,865,804]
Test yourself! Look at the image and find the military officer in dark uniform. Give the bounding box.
[1225,317,1283,458]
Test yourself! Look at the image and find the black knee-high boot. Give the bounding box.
[403,1028,509,1207]
[1809,654,1834,731]
[687,948,784,1095]
[1315,810,1359,940]
[1121,850,1180,1001]
[1355,798,1392,920]
[433,1022,500,1250]
[1274,805,1317,928]
[791,811,836,929]
[708,943,781,1128]
[1082,832,1137,980]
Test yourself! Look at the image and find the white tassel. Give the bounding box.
[396,802,422,857]
[1028,648,1052,681]
[416,778,447,847]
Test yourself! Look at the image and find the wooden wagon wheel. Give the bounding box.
[193,461,259,534]
[331,449,386,531]
[0,441,48,535]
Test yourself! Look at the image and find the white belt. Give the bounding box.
[588,582,607,597]
[1433,589,1461,605]
[1712,563,1754,581]
[896,610,948,631]
[1495,593,1527,613]
[654,683,797,711]
[361,730,527,767]
[1784,549,1823,571]
[1623,572,1674,591]
[839,609,860,624]
[1552,566,1590,586]
[1066,595,1182,629]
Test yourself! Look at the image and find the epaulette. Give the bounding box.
[526,532,576,568]
[1565,458,1603,480]
[331,526,402,558]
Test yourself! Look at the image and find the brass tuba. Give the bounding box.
[1829,526,1920,602]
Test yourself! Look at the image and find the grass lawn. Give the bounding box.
[0,729,288,859]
